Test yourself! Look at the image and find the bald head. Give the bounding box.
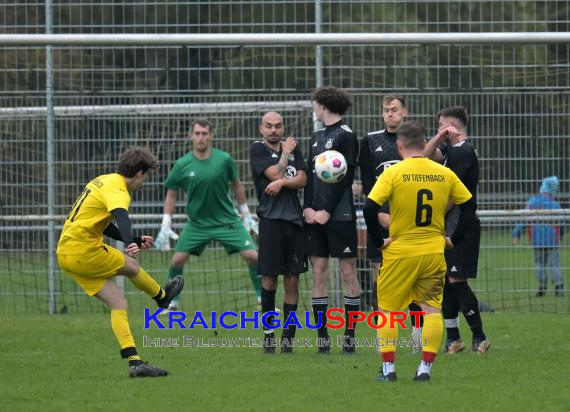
[262,111,283,124]
[259,111,285,145]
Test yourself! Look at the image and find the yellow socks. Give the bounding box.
[130,267,162,298]
[111,309,135,350]
[112,309,144,366]
[422,312,443,363]
[378,312,399,362]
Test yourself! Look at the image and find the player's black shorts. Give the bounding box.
[366,234,382,263]
[258,218,308,275]
[445,226,480,278]
[305,220,358,259]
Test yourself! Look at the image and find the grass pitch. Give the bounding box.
[1,229,568,410]
[1,311,568,411]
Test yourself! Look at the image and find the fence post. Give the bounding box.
[46,0,57,314]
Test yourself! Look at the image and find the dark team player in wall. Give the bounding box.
[250,111,307,354]
[304,86,360,354]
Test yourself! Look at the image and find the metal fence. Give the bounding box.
[1,1,569,314]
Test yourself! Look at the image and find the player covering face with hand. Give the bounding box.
[424,106,490,354]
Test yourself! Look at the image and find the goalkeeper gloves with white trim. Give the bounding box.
[154,214,179,251]
[239,204,259,236]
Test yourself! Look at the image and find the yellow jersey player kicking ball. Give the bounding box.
[364,121,473,382]
[57,147,184,378]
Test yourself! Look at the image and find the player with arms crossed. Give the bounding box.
[424,106,490,354]
[250,112,308,354]
[57,147,184,377]
[155,119,261,312]
[364,121,474,381]
[304,86,361,354]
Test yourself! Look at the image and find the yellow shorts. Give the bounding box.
[57,244,125,296]
[377,254,447,311]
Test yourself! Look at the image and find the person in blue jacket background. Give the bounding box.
[512,176,565,297]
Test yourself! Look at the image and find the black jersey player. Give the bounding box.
[304,86,360,354]
[250,111,308,354]
[424,106,490,354]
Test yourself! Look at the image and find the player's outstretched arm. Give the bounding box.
[155,190,179,251]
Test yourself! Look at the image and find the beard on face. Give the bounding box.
[266,134,281,143]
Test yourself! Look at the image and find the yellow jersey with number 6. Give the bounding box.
[368,157,471,259]
[57,173,131,255]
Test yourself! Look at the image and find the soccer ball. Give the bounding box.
[314,150,347,183]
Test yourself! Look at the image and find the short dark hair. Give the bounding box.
[191,119,214,133]
[438,106,468,129]
[396,121,427,150]
[117,147,159,178]
[311,86,352,116]
[382,94,406,108]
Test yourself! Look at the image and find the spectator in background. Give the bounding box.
[512,176,565,297]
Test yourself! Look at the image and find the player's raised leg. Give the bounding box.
[96,279,168,378]
[120,255,184,310]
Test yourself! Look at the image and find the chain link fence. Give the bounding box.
[1,1,569,314]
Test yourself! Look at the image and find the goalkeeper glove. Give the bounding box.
[155,214,179,251]
[239,203,259,236]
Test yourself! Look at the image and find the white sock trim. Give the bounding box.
[444,317,460,328]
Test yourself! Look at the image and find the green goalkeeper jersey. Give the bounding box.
[165,148,242,228]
